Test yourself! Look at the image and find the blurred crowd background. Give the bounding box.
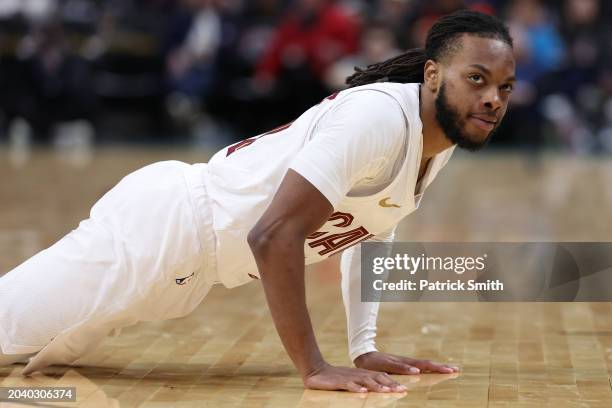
[0,0,610,152]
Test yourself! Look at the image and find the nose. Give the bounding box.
[482,87,502,111]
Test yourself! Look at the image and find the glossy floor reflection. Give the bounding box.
[1,149,612,407]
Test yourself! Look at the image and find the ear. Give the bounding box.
[423,59,440,92]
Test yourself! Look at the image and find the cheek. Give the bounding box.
[441,80,475,120]
[454,86,480,114]
[455,100,473,120]
[498,104,509,120]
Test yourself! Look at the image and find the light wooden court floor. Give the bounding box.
[1,148,612,407]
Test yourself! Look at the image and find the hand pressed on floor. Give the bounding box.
[354,351,460,375]
[303,362,408,393]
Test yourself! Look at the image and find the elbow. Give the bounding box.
[247,228,279,280]
[247,224,279,255]
[247,227,266,253]
[248,222,303,256]
[248,223,306,280]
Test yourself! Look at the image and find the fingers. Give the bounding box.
[375,372,398,387]
[361,352,459,375]
[355,373,407,393]
[408,359,459,373]
[442,364,460,373]
[424,361,459,373]
[360,355,420,376]
[345,381,367,393]
[361,377,391,392]
[375,373,408,392]
[383,359,421,375]
[303,365,408,394]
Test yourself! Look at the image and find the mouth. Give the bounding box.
[470,115,497,132]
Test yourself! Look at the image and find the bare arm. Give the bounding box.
[248,169,406,393]
[248,169,332,378]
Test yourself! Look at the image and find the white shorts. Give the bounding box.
[0,161,218,373]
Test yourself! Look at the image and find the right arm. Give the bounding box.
[248,169,406,393]
[247,169,331,380]
[249,90,410,392]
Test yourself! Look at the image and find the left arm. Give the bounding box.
[341,227,460,374]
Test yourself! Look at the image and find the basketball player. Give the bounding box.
[0,10,515,393]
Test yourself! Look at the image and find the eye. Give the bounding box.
[501,83,514,93]
[468,74,484,84]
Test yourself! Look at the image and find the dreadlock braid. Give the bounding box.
[346,10,513,88]
[345,49,427,88]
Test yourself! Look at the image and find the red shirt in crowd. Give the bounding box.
[256,4,360,80]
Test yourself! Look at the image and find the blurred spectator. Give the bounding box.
[496,0,564,150]
[0,0,57,22]
[166,0,221,118]
[406,0,465,48]
[255,0,359,83]
[506,0,564,83]
[206,0,285,136]
[0,0,610,151]
[7,21,95,144]
[550,0,612,152]
[370,0,418,49]
[325,22,400,90]
[251,0,360,129]
[93,0,170,141]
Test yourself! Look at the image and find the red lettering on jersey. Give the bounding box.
[307,211,353,239]
[308,226,371,256]
[306,211,371,256]
[328,211,353,228]
[226,122,293,156]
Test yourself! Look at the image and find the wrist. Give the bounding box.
[350,344,378,365]
[353,351,377,368]
[301,358,329,380]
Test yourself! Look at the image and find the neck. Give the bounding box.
[419,84,454,159]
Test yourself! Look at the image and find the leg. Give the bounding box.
[0,217,119,355]
[2,161,214,374]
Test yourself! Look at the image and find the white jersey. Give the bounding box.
[205,82,455,288]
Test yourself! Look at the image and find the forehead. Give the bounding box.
[446,34,515,78]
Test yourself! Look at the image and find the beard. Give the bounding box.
[434,82,497,152]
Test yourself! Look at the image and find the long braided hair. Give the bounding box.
[346,10,513,88]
